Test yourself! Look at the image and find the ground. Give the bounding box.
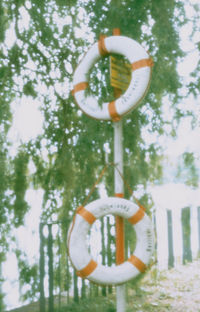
[153,260,200,311]
[7,259,200,312]
[127,259,200,312]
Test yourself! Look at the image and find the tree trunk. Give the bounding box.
[66,255,70,304]
[39,223,46,312]
[81,278,86,299]
[101,217,107,296]
[48,224,54,312]
[107,216,113,294]
[73,269,79,303]
[57,233,61,311]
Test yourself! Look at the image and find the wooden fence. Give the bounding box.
[152,183,200,270]
[155,205,200,270]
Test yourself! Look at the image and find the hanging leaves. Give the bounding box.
[23,81,37,98]
[13,150,30,227]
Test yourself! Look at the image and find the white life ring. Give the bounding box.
[72,35,153,121]
[67,197,154,286]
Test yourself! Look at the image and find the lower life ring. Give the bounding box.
[72,35,153,121]
[67,197,154,285]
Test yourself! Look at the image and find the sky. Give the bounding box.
[2,0,200,310]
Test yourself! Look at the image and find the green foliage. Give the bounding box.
[58,296,115,312]
[13,150,30,227]
[0,2,9,42]
[176,152,199,187]
[16,249,39,302]
[23,81,37,98]
[0,135,13,260]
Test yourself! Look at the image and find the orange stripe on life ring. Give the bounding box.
[128,255,147,273]
[113,28,121,36]
[98,35,109,56]
[115,193,124,198]
[116,216,125,264]
[128,208,145,225]
[76,206,96,225]
[108,101,120,122]
[76,259,98,278]
[131,58,154,71]
[115,189,125,265]
[72,82,88,95]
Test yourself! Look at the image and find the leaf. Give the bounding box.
[23,81,37,98]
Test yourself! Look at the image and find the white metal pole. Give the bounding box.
[114,119,126,312]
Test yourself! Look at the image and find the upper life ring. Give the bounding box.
[72,35,153,121]
[67,197,154,286]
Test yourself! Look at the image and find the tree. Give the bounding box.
[0,0,199,306]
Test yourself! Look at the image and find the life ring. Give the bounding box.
[67,197,154,286]
[72,35,153,121]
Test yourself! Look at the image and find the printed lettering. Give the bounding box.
[146,228,153,253]
[120,75,141,105]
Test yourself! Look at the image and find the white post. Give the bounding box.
[114,120,126,312]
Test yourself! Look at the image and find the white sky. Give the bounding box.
[7,97,44,157]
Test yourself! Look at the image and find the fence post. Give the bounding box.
[167,210,174,268]
[198,207,200,255]
[181,207,192,264]
[48,224,54,312]
[39,223,46,312]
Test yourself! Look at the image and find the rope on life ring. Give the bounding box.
[67,197,154,286]
[72,35,153,121]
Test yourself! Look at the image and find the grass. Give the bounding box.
[9,260,200,312]
[55,296,115,312]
